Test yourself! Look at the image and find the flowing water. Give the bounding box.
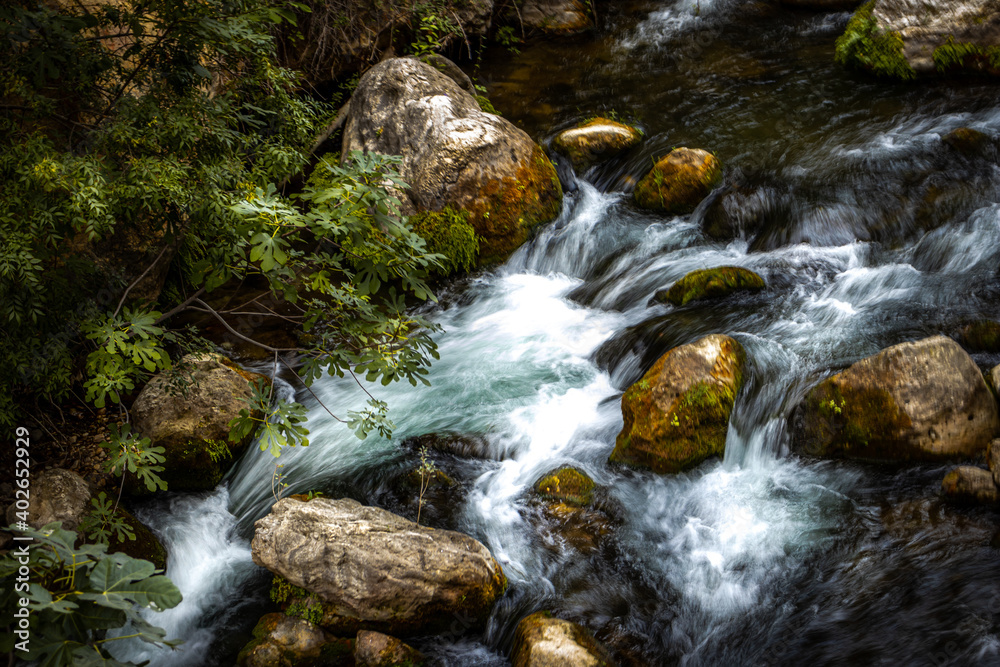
[117,1,1000,665]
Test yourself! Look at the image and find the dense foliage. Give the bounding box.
[1,1,446,663]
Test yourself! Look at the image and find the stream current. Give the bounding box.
[117,1,1000,665]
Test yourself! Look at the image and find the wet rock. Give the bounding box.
[521,0,591,33]
[959,320,1000,353]
[251,497,507,636]
[110,507,168,570]
[529,501,613,555]
[942,466,999,505]
[794,336,1000,462]
[836,0,1000,79]
[512,611,615,667]
[131,352,269,493]
[654,267,766,307]
[354,630,425,666]
[5,468,90,531]
[418,53,475,94]
[633,148,722,215]
[988,365,1000,397]
[237,613,352,667]
[534,467,596,507]
[942,127,998,159]
[343,57,562,267]
[698,170,794,247]
[402,432,497,460]
[988,439,1000,488]
[552,118,642,171]
[610,334,745,474]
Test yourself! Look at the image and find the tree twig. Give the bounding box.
[114,245,170,318]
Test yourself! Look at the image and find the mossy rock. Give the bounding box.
[408,206,480,276]
[959,320,1000,353]
[633,148,722,214]
[469,144,564,265]
[552,117,642,171]
[237,612,354,667]
[942,466,999,505]
[475,94,500,115]
[655,266,765,307]
[109,507,167,570]
[793,336,1000,462]
[354,630,425,666]
[835,0,915,80]
[611,334,745,474]
[533,466,595,507]
[512,611,615,667]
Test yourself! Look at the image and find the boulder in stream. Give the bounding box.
[836,0,1000,80]
[534,466,596,507]
[131,352,269,493]
[552,118,642,171]
[511,611,615,667]
[794,336,1000,462]
[610,334,746,474]
[251,497,507,635]
[354,630,425,667]
[237,613,353,667]
[342,57,563,268]
[654,266,766,307]
[942,466,999,504]
[633,148,722,215]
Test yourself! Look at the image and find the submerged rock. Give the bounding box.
[552,118,642,171]
[633,148,722,215]
[942,466,999,504]
[237,613,352,667]
[959,320,1000,353]
[511,611,615,667]
[654,267,766,307]
[794,336,1000,462]
[836,0,1000,80]
[534,466,596,507]
[942,127,998,159]
[698,170,794,247]
[521,0,592,33]
[343,57,562,268]
[5,468,90,531]
[251,497,507,635]
[131,352,268,493]
[354,630,425,667]
[610,334,745,474]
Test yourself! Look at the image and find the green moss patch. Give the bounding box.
[475,94,500,115]
[409,206,480,275]
[534,466,596,507]
[657,266,765,307]
[933,36,1000,75]
[835,0,915,80]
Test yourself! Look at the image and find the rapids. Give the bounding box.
[116,1,1000,665]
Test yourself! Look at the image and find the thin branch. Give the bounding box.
[276,355,346,424]
[113,245,170,318]
[190,299,298,352]
[154,287,206,324]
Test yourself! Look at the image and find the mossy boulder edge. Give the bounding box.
[633,148,722,215]
[611,334,746,474]
[655,266,766,307]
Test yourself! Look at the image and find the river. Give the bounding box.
[116,1,1000,665]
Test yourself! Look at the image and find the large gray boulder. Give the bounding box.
[131,352,268,492]
[251,497,507,635]
[837,0,1000,78]
[511,612,615,667]
[5,468,90,531]
[342,57,562,266]
[794,336,1000,461]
